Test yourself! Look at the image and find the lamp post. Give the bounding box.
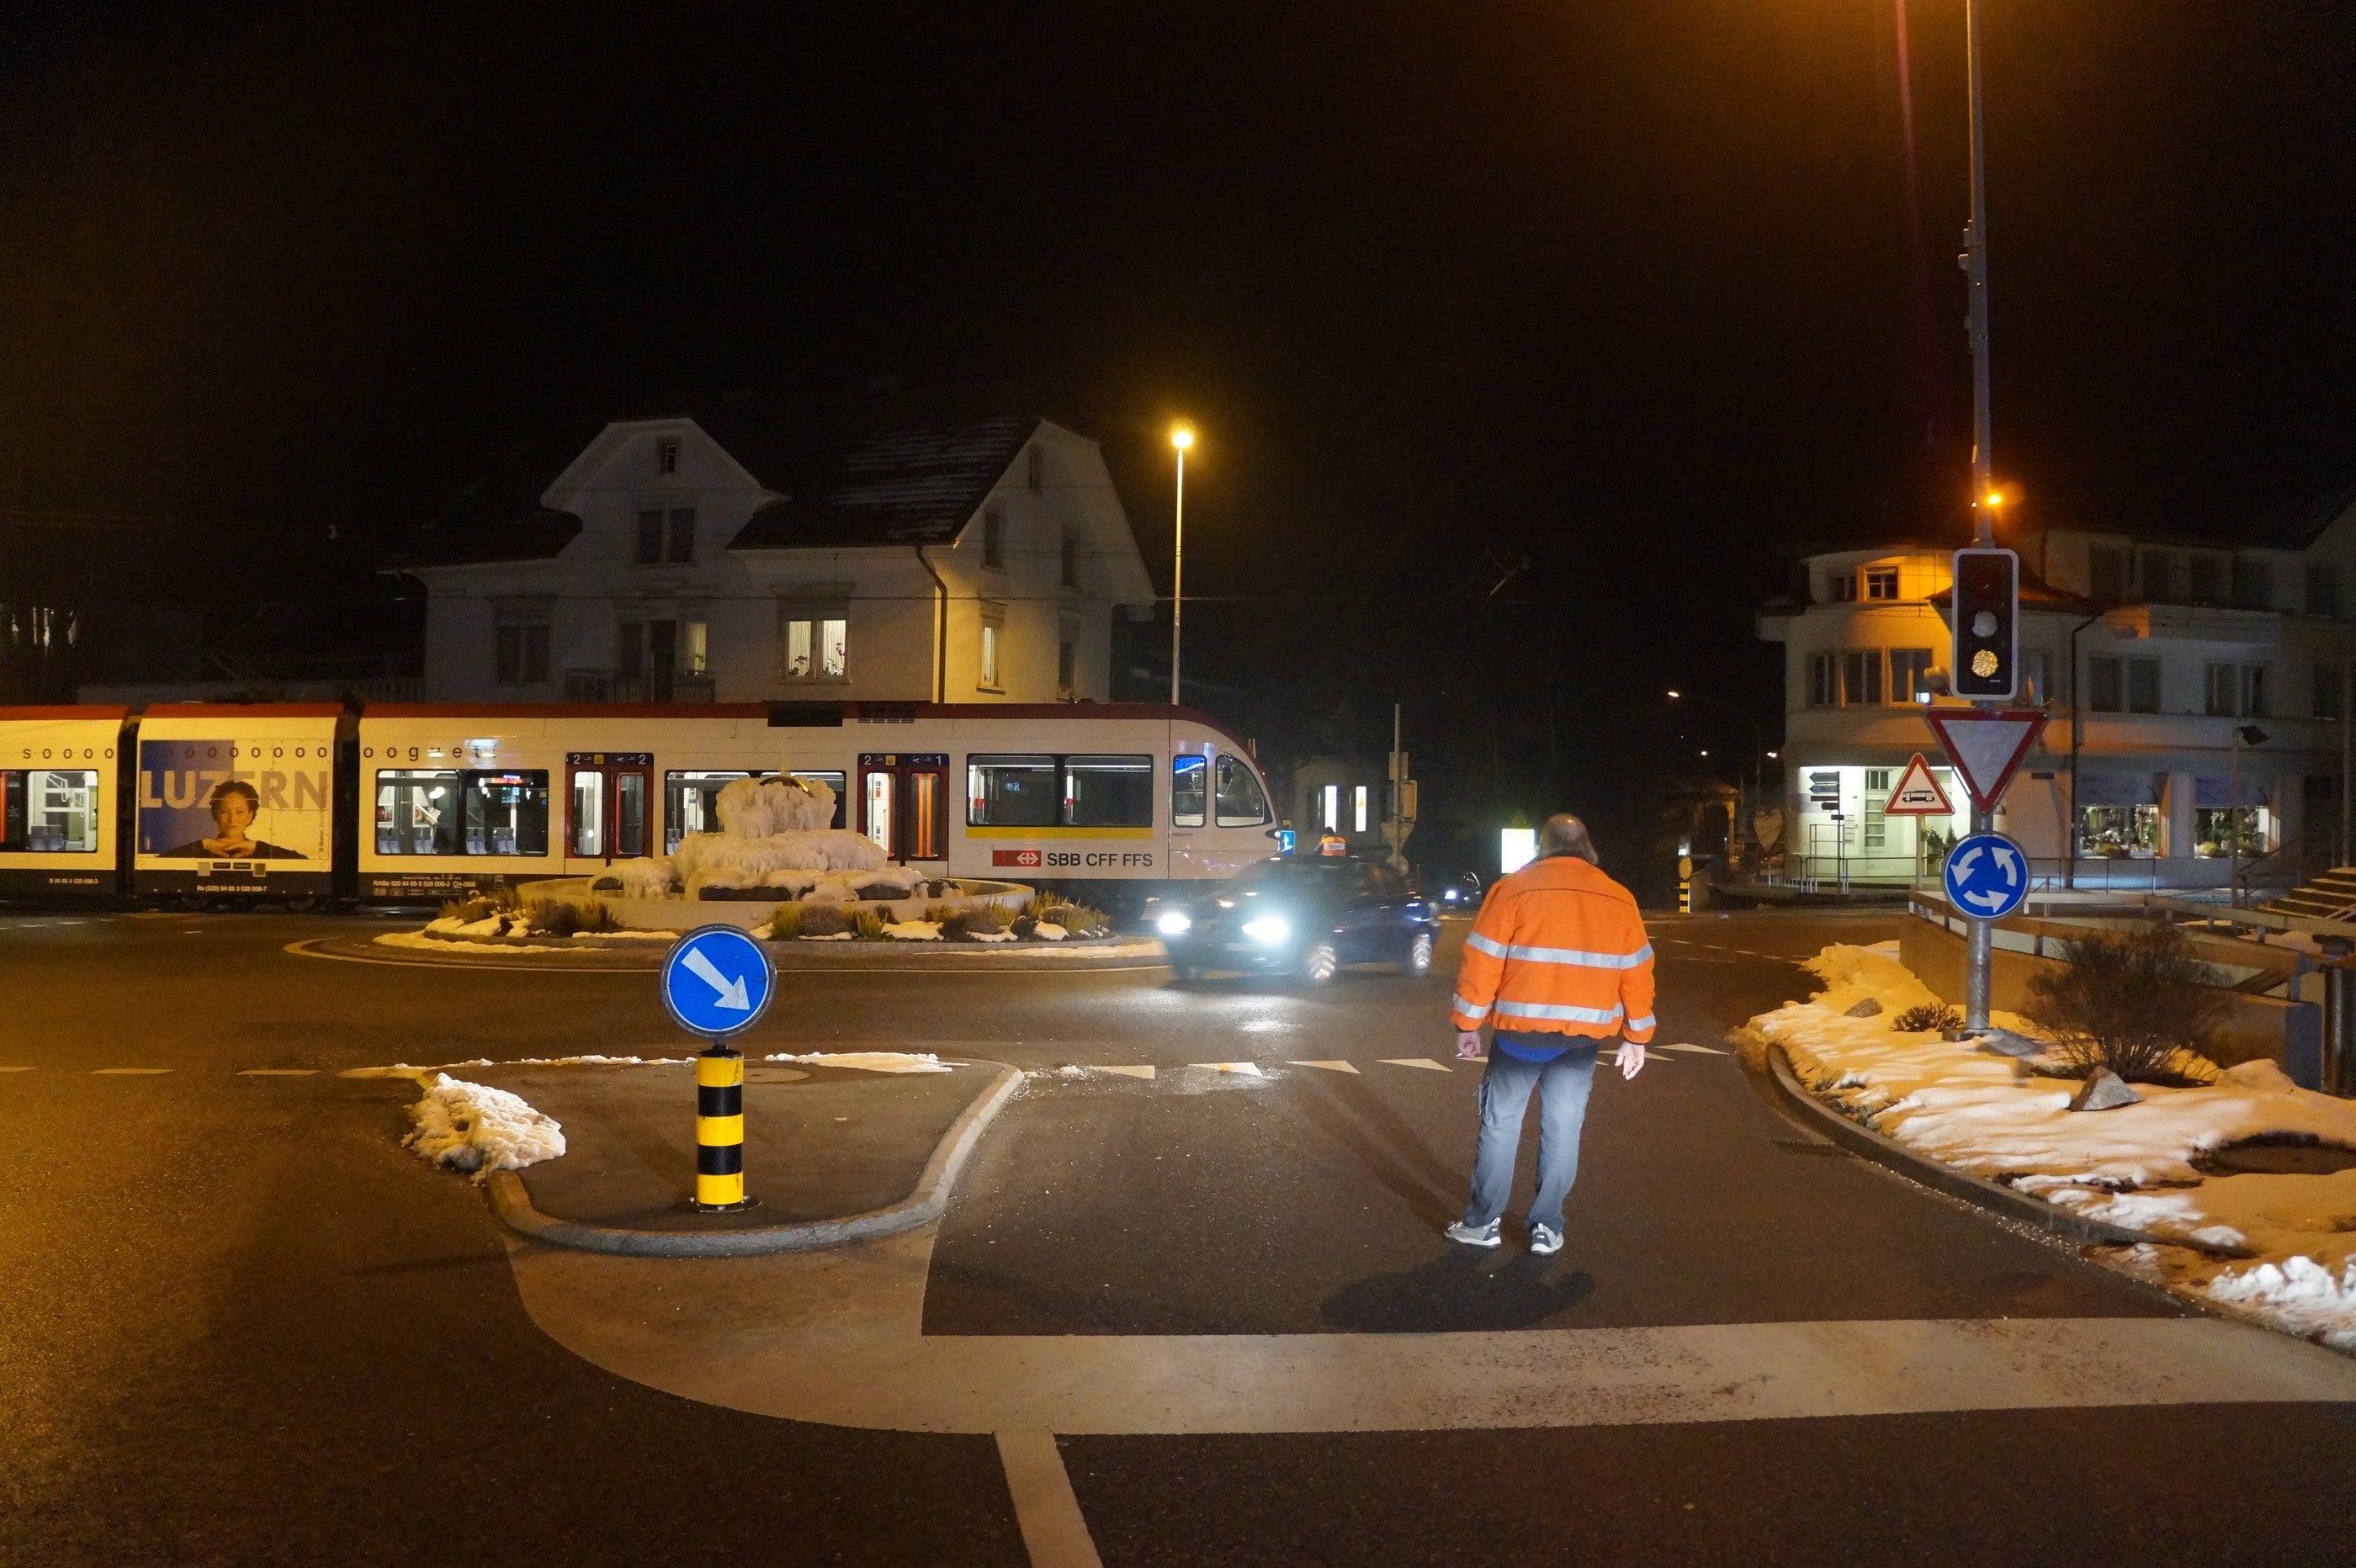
[1962,0,1996,548]
[1169,424,1193,707]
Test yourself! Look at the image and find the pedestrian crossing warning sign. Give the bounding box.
[1881,753,1954,816]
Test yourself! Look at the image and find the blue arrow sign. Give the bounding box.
[1942,830,2030,922]
[661,924,777,1041]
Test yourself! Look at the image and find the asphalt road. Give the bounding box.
[4,904,2354,1565]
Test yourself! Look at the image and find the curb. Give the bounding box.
[486,1059,1025,1257]
[1743,1030,2252,1260]
[295,934,1168,972]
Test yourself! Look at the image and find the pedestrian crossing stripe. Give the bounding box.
[1378,1058,1452,1072]
[0,1065,34,1073]
[1190,1062,1263,1075]
[1290,1060,1358,1073]
[238,1068,319,1077]
[1659,1044,1725,1056]
[93,1067,171,1075]
[1096,1065,1155,1079]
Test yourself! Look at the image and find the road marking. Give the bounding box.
[1189,1062,1263,1076]
[93,1067,171,1075]
[507,1226,2356,1434]
[1094,1065,1155,1079]
[1659,1044,1727,1057]
[1290,1060,1359,1073]
[1378,1057,1452,1072]
[0,1065,34,1073]
[238,1068,319,1077]
[995,1432,1103,1568]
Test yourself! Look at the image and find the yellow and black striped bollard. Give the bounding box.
[693,1044,754,1211]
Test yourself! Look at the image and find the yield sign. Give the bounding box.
[1881,753,1954,816]
[1924,709,2048,814]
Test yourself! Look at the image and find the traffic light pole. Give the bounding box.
[1964,803,1993,1031]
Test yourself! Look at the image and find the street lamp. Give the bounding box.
[1961,0,1996,546]
[1169,424,1193,707]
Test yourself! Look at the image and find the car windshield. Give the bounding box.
[1222,858,1360,902]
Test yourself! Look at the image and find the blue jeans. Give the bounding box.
[1462,1041,1600,1235]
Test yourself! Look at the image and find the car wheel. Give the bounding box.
[1300,940,1340,985]
[1399,931,1435,977]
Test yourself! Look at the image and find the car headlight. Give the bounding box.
[1155,910,1193,935]
[1241,916,1289,944]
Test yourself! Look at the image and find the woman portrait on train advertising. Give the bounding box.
[162,779,307,860]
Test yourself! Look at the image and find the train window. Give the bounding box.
[1172,754,1207,828]
[666,771,750,850]
[463,772,549,857]
[377,770,462,856]
[1215,755,1270,827]
[0,770,100,852]
[968,755,1059,827]
[1064,755,1154,828]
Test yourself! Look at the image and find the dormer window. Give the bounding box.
[1862,567,1899,601]
[1827,572,1857,603]
[982,505,1006,570]
[657,437,680,474]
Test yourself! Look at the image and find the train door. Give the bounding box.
[565,751,652,865]
[857,752,947,865]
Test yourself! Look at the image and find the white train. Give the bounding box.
[0,700,1281,913]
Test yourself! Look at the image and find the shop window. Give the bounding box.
[2194,807,2268,859]
[1217,755,1269,827]
[1172,755,1207,829]
[1840,650,1882,706]
[1064,755,1154,828]
[1862,567,1899,601]
[968,755,1059,827]
[0,769,99,852]
[1807,652,1837,707]
[1889,649,1934,703]
[2079,804,2161,859]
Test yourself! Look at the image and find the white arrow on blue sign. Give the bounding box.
[1941,830,2030,921]
[661,924,777,1041]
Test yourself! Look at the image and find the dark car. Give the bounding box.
[1433,870,1484,912]
[1156,856,1440,984]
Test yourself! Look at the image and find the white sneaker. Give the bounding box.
[1445,1218,1501,1248]
[1528,1224,1563,1256]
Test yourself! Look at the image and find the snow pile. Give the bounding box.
[765,1051,952,1074]
[604,859,679,898]
[883,920,942,940]
[715,774,836,835]
[383,930,575,956]
[1754,939,2356,1346]
[401,1073,566,1179]
[2209,1256,2356,1349]
[1034,923,1068,941]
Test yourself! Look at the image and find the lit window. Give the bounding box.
[1862,567,1899,601]
[819,618,846,679]
[1172,755,1207,828]
[979,610,1004,690]
[1321,783,1340,831]
[684,621,708,676]
[1,770,100,853]
[785,619,811,678]
[1353,785,1369,834]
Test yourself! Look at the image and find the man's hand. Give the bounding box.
[1615,1040,1647,1079]
[1456,1030,1484,1061]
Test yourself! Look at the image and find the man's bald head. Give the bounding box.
[1537,813,1598,864]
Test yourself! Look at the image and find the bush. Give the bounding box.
[940,903,1010,940]
[1892,1003,1963,1035]
[2025,922,2228,1084]
[852,907,887,940]
[524,900,583,937]
[766,904,804,940]
[796,903,852,938]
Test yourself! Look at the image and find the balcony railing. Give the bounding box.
[561,669,716,703]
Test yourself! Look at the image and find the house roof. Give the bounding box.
[729,416,1041,550]
[393,506,584,569]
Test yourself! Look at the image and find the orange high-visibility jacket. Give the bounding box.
[1450,854,1656,1042]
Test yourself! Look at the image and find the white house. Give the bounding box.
[1757,486,2356,893]
[400,413,1158,706]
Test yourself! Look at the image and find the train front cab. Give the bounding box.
[0,706,131,902]
[130,705,348,908]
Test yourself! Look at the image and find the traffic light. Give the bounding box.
[1950,547,2019,701]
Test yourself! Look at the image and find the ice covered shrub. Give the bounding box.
[1892,1002,1963,1034]
[2026,921,2227,1084]
[941,903,1009,940]
[1058,903,1111,938]
[852,907,887,940]
[797,903,852,938]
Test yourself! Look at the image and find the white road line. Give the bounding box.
[0,1065,34,1073]
[995,1431,1103,1568]
[237,1068,319,1077]
[508,1226,2356,1435]
[1290,1060,1359,1074]
[1188,1062,1263,1076]
[1378,1058,1453,1073]
[1659,1044,1727,1057]
[1094,1065,1155,1079]
[93,1067,171,1076]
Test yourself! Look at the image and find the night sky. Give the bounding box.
[3,2,2352,878]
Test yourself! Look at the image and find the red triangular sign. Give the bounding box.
[1881,753,1954,816]
[1924,709,2048,813]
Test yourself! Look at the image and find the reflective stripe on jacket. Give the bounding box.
[1450,855,1656,1041]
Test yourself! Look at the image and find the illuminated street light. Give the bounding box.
[1170,424,1193,706]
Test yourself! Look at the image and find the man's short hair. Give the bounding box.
[1537,813,1597,864]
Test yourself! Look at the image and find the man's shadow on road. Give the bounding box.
[1319,1248,1595,1333]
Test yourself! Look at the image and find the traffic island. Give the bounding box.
[286,928,1165,970]
[470,1055,1021,1257]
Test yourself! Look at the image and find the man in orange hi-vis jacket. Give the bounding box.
[1444,813,1653,1256]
